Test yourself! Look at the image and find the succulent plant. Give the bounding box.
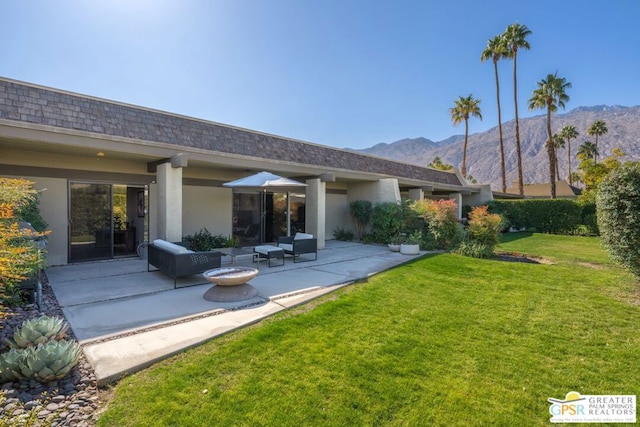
[0,348,24,382]
[14,340,81,382]
[7,315,69,348]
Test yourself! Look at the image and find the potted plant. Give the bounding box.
[400,230,422,255]
[388,233,404,252]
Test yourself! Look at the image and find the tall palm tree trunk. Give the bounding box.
[594,135,599,164]
[546,108,556,198]
[567,140,572,185]
[494,60,506,192]
[462,119,469,178]
[513,52,524,195]
[555,150,560,181]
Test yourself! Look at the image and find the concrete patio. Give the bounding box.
[46,240,428,385]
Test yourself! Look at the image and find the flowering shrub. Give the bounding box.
[466,206,502,246]
[410,199,464,250]
[458,206,502,258]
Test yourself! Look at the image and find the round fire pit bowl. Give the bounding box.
[203,267,259,302]
[203,267,258,286]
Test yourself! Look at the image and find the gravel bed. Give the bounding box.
[0,272,102,426]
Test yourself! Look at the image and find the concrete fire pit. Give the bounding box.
[203,267,258,286]
[202,267,259,302]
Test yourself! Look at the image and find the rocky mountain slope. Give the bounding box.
[356,105,640,190]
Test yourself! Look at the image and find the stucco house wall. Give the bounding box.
[325,192,351,238]
[347,179,401,205]
[182,186,232,238]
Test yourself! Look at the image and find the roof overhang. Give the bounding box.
[0,118,470,193]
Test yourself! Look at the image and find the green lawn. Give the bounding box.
[97,233,639,426]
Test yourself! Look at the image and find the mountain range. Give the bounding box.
[354,105,640,190]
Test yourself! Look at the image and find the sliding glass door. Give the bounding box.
[69,183,146,262]
[69,183,113,262]
[232,191,306,245]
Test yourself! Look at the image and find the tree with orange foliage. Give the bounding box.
[0,178,48,314]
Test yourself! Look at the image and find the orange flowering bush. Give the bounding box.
[466,206,502,246]
[458,206,503,258]
[0,178,48,311]
[409,199,464,250]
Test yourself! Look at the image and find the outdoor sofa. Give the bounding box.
[277,232,317,263]
[148,239,221,287]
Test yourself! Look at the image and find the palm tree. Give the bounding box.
[503,23,532,196]
[552,133,565,180]
[577,141,598,161]
[587,120,608,163]
[559,125,579,185]
[481,35,509,192]
[450,95,482,178]
[528,72,571,198]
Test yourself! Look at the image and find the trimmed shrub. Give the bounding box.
[487,199,582,234]
[370,202,403,243]
[486,200,527,230]
[579,202,599,235]
[596,163,640,278]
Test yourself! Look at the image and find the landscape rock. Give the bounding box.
[0,272,100,426]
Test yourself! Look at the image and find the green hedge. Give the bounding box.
[485,199,596,235]
[596,163,640,278]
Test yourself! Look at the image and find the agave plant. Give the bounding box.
[0,348,24,382]
[14,340,81,382]
[7,315,69,348]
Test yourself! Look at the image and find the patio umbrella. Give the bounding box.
[223,172,307,241]
[222,171,307,191]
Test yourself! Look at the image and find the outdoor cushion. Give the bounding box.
[152,239,190,255]
[254,245,283,255]
[278,243,293,252]
[294,232,314,240]
[278,233,313,252]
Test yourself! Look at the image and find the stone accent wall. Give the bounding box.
[0,79,461,186]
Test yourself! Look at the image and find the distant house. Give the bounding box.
[0,78,490,265]
[505,181,582,199]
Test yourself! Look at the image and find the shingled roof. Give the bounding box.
[0,78,461,186]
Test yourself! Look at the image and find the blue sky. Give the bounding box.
[2,0,639,149]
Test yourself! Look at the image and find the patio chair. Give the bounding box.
[277,232,317,263]
[148,239,221,287]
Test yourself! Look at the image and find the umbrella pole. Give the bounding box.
[261,189,266,244]
[286,191,291,237]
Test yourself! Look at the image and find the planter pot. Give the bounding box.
[400,244,420,255]
[388,244,401,252]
